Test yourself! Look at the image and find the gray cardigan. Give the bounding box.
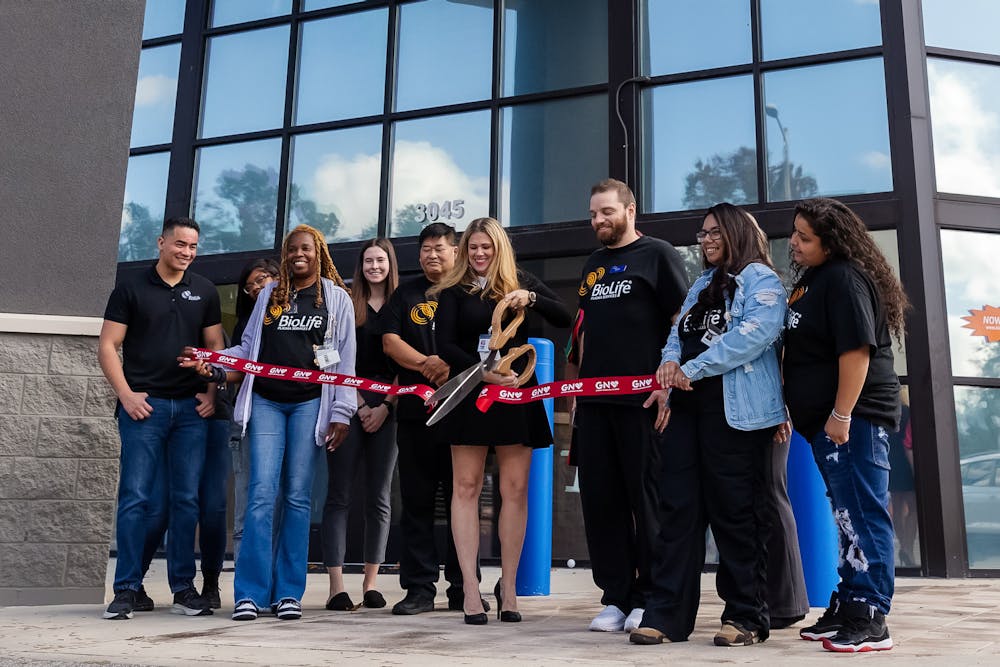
[218,278,357,447]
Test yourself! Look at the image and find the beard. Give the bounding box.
[594,214,629,247]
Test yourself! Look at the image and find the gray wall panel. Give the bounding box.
[0,0,144,317]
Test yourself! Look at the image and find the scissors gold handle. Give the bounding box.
[494,344,536,387]
[490,300,524,350]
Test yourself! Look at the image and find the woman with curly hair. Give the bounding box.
[188,224,356,622]
[783,198,906,653]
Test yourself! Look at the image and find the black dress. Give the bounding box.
[434,269,572,448]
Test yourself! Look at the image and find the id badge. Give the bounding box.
[477,334,491,361]
[314,345,341,368]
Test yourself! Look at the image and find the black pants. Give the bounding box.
[641,382,772,641]
[575,402,661,613]
[395,420,470,600]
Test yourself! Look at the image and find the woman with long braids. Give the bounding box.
[185,224,356,621]
[322,238,400,611]
[784,198,905,653]
[431,217,571,625]
[632,203,787,647]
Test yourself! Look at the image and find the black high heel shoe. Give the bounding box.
[464,611,488,625]
[494,579,522,623]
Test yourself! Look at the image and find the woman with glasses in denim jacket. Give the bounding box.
[632,203,787,648]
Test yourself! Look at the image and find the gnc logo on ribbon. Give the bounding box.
[962,305,1000,343]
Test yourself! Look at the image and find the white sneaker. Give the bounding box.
[624,607,644,633]
[589,605,627,632]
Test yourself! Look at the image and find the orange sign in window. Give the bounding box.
[963,305,1000,343]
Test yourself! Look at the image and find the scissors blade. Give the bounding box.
[426,364,485,426]
[425,362,481,404]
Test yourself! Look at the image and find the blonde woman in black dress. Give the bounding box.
[431,217,571,624]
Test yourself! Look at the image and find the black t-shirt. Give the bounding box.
[382,275,439,422]
[356,303,394,408]
[678,293,726,366]
[103,265,221,399]
[783,259,901,439]
[577,235,688,405]
[254,283,328,404]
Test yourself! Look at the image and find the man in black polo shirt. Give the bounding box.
[576,179,688,634]
[98,217,224,620]
[382,222,485,615]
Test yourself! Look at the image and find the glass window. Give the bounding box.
[923,0,1000,55]
[119,153,171,262]
[641,0,751,76]
[641,75,756,213]
[388,110,491,238]
[142,0,186,40]
[210,0,291,27]
[502,0,607,96]
[890,384,921,567]
[763,58,892,201]
[191,138,282,254]
[199,26,290,138]
[760,0,882,61]
[941,230,1000,378]
[954,386,1000,568]
[927,59,1000,198]
[760,0,882,60]
[394,0,493,112]
[130,44,181,147]
[304,0,358,9]
[500,95,608,227]
[287,125,382,243]
[295,10,388,125]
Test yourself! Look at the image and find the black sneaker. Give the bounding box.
[392,591,435,615]
[103,589,136,620]
[275,597,302,620]
[822,601,893,653]
[201,581,221,610]
[134,585,155,612]
[800,593,842,641]
[232,598,258,621]
[171,587,214,616]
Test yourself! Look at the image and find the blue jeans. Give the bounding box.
[810,415,895,614]
[235,394,320,607]
[114,397,207,594]
[200,419,231,575]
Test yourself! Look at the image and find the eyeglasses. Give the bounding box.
[242,274,274,295]
[695,228,722,243]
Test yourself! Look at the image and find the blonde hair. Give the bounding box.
[270,224,349,312]
[430,217,519,301]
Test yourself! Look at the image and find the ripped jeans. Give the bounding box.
[810,415,895,614]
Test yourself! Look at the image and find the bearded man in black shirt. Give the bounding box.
[576,179,687,633]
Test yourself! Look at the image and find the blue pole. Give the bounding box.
[516,337,553,596]
[786,430,840,607]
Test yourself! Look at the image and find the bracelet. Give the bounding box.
[381,400,394,417]
[830,409,852,423]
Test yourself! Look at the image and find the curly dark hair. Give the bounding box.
[691,202,774,316]
[793,198,909,340]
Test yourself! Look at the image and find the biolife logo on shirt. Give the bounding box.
[180,290,202,301]
[579,265,632,301]
[276,314,325,331]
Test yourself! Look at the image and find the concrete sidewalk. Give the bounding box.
[0,560,998,665]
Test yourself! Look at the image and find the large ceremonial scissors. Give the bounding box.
[424,300,537,426]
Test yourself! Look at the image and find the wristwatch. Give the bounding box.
[527,291,537,306]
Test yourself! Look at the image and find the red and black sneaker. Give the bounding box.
[799,593,842,641]
[822,601,893,653]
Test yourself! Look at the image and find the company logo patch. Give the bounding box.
[180,290,202,301]
[578,267,606,296]
[590,280,632,301]
[609,264,627,274]
[264,304,285,326]
[409,301,438,325]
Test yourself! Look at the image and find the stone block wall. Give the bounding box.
[0,332,118,605]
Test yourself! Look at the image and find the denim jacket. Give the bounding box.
[218,278,357,447]
[660,262,787,431]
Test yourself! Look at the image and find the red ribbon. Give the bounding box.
[474,375,658,413]
[194,348,436,402]
[195,349,659,414]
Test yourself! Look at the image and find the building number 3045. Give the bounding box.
[413,199,465,223]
